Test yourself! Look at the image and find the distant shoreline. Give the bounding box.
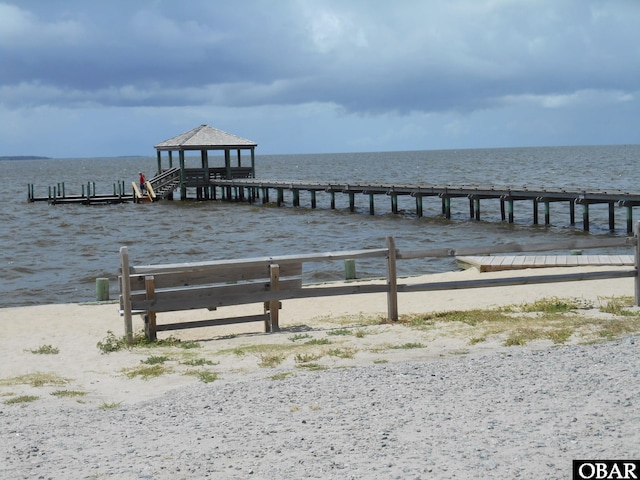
[0,155,51,161]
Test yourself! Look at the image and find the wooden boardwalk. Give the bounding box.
[211,178,640,233]
[457,254,635,272]
[27,173,640,233]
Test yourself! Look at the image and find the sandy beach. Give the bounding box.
[1,266,638,479]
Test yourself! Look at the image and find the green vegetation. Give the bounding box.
[295,352,325,363]
[4,395,39,405]
[28,344,60,355]
[99,401,122,410]
[0,372,69,387]
[327,328,352,336]
[181,358,218,366]
[97,331,198,354]
[184,370,218,383]
[123,364,171,380]
[141,355,170,365]
[258,353,286,368]
[390,342,426,350]
[270,372,294,380]
[295,362,327,371]
[327,347,356,359]
[400,296,640,347]
[599,296,640,316]
[304,338,331,345]
[51,390,87,398]
[288,333,312,342]
[517,297,591,314]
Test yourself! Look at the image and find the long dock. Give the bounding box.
[27,175,640,233]
[211,178,640,233]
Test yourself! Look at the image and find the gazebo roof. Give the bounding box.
[154,124,257,151]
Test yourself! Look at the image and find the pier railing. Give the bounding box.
[120,222,639,339]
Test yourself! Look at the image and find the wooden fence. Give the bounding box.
[120,222,639,340]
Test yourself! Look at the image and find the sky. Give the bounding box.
[1,0,639,158]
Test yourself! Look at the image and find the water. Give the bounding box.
[1,145,638,307]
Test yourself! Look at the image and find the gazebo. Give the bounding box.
[154,124,258,200]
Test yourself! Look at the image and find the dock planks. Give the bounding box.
[457,254,635,272]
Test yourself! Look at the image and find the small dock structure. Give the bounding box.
[457,254,635,272]
[28,181,136,205]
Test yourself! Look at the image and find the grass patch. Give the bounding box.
[270,372,293,380]
[97,331,198,354]
[28,344,59,355]
[599,296,640,316]
[354,329,367,338]
[258,353,286,368]
[141,355,170,365]
[184,370,218,383]
[295,362,327,371]
[123,364,171,380]
[327,347,356,359]
[294,352,325,363]
[373,359,389,364]
[304,338,332,345]
[181,358,218,366]
[99,401,122,410]
[327,328,352,336]
[518,297,591,314]
[391,342,425,350]
[218,343,295,357]
[4,395,39,405]
[405,309,513,328]
[598,318,640,340]
[401,296,640,347]
[288,333,312,342]
[0,372,69,388]
[51,390,87,398]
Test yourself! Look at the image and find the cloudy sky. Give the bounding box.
[1,0,638,158]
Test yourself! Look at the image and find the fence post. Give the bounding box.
[386,236,398,322]
[144,276,157,341]
[635,221,639,307]
[119,246,134,344]
[268,264,280,332]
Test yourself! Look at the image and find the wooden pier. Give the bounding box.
[209,179,640,234]
[26,173,640,233]
[28,181,136,205]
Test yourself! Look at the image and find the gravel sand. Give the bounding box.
[2,338,638,479]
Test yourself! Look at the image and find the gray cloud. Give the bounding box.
[1,0,638,156]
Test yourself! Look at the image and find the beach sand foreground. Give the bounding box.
[1,266,638,479]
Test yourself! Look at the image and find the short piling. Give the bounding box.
[96,278,110,301]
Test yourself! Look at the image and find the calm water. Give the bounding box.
[1,145,638,307]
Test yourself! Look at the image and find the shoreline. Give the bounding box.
[0,265,636,405]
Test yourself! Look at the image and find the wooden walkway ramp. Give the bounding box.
[457,254,635,272]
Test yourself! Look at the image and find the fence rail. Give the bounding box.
[120,221,639,339]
